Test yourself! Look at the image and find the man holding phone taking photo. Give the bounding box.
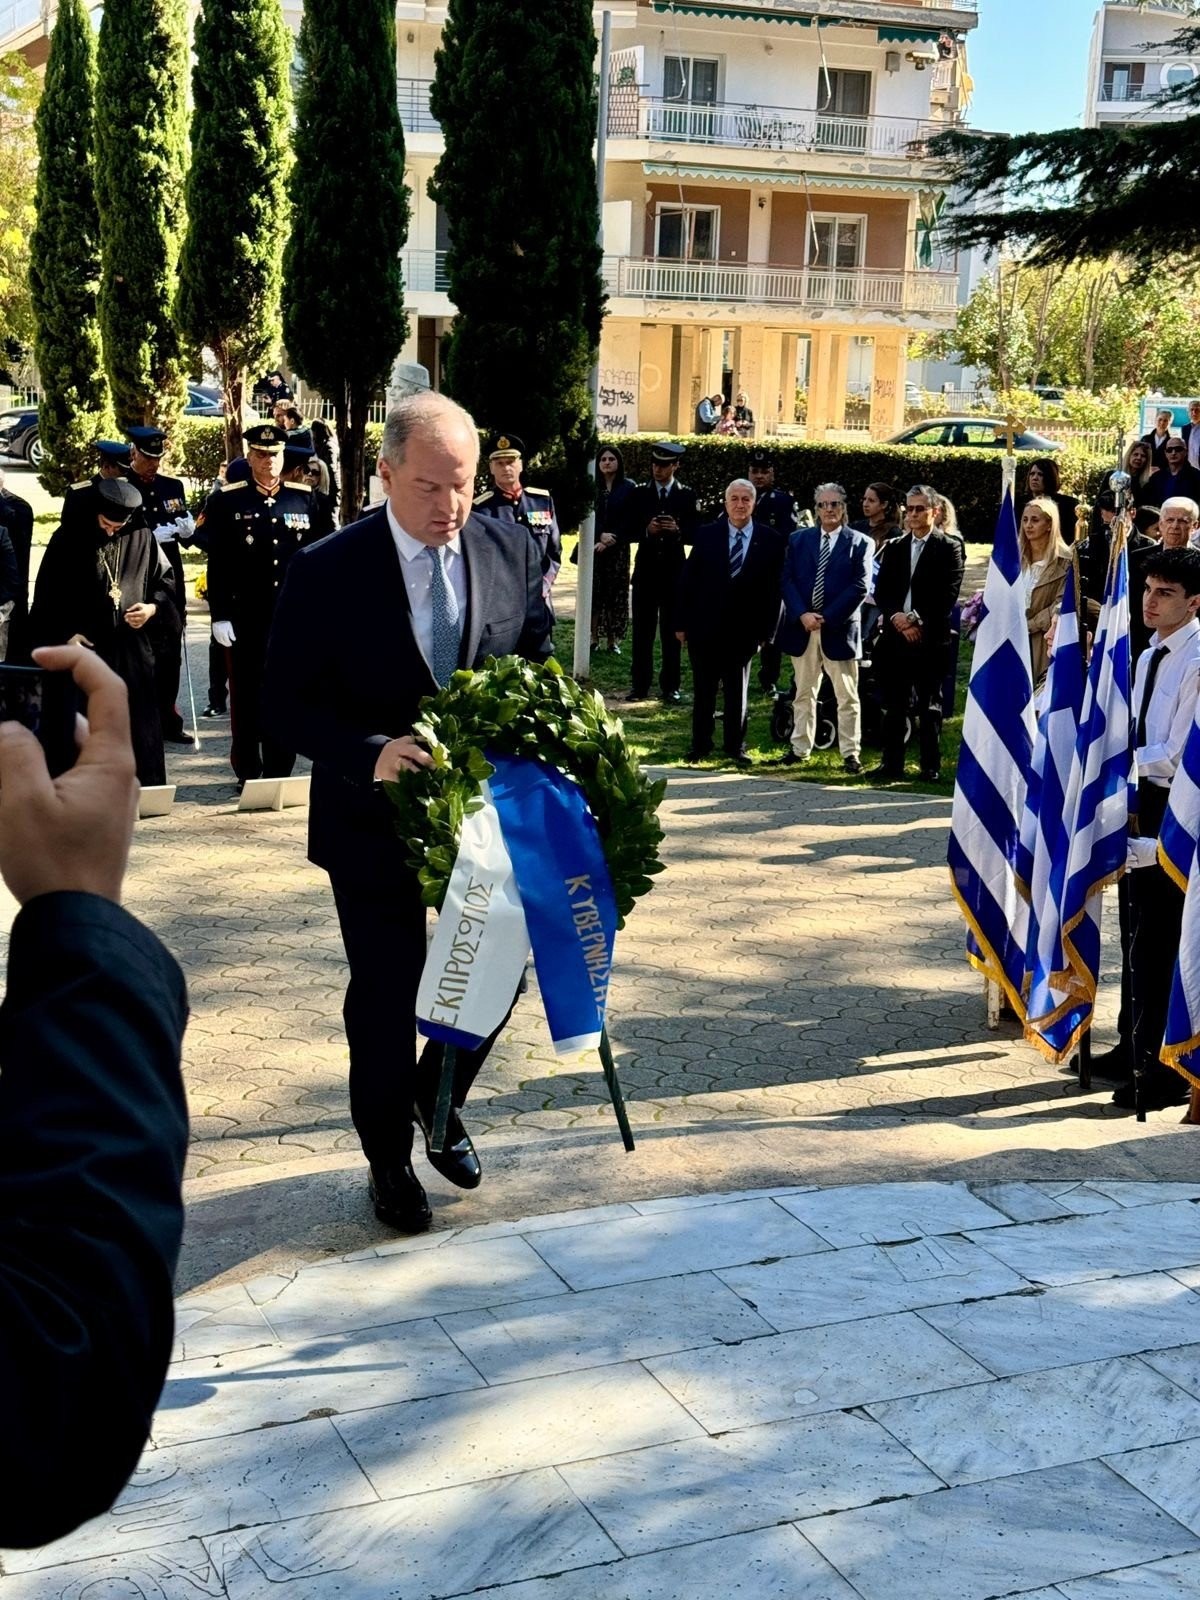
[624,441,699,705]
[0,646,189,1548]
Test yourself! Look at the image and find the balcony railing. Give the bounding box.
[402,250,452,294]
[397,78,441,135]
[608,95,939,160]
[602,256,960,315]
[1098,82,1156,103]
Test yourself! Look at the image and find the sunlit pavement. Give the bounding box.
[5,1180,1200,1597]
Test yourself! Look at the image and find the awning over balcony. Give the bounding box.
[643,162,933,196]
[877,27,941,44]
[650,2,811,24]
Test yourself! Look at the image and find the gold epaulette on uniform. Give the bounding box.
[288,481,312,493]
[220,480,244,492]
[69,481,89,491]
[473,491,493,505]
[525,486,551,498]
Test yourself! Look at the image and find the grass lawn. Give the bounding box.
[555,534,982,795]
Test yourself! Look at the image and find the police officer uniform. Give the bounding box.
[473,434,562,598]
[623,441,699,702]
[283,433,335,542]
[198,423,315,784]
[61,441,136,538]
[748,449,797,692]
[124,426,194,742]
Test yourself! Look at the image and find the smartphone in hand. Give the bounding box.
[0,665,79,777]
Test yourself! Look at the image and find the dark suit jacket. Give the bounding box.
[1146,463,1200,510]
[676,518,785,654]
[0,486,33,660]
[778,524,872,660]
[873,530,965,652]
[0,892,188,1548]
[1142,429,1175,471]
[263,508,554,887]
[624,480,700,584]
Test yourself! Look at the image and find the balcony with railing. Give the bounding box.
[397,78,441,136]
[607,93,940,161]
[603,255,959,316]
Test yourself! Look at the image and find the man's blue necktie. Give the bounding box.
[729,527,746,578]
[426,545,462,686]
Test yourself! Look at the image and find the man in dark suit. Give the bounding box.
[1141,409,1175,471]
[869,483,965,782]
[778,482,872,774]
[675,478,785,766]
[1182,400,1200,468]
[748,447,798,694]
[1147,439,1200,510]
[624,441,699,704]
[264,393,553,1233]
[0,644,188,1548]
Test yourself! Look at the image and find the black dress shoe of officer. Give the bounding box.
[1110,1075,1190,1112]
[1069,1043,1130,1081]
[368,1162,432,1232]
[414,1101,483,1190]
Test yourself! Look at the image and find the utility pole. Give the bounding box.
[573,6,612,680]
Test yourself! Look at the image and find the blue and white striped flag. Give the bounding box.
[1020,561,1089,1058]
[1025,526,1133,1062]
[949,486,1036,1014]
[1159,707,1200,1088]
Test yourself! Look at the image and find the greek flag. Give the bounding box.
[1026,528,1134,1062]
[1159,707,1200,1088]
[948,485,1035,1014]
[1020,561,1089,1059]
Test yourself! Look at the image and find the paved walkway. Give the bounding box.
[5,1180,1200,1598]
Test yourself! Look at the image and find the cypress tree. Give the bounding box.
[430,0,603,526]
[94,0,189,431]
[283,0,409,511]
[177,0,292,460]
[932,18,1200,273]
[29,0,112,495]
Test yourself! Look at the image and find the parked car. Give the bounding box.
[886,417,1062,452]
[0,385,223,467]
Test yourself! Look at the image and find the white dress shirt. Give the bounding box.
[727,518,754,560]
[1133,616,1200,786]
[904,530,930,613]
[386,501,468,670]
[1189,424,1200,472]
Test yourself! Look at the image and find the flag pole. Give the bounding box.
[1108,457,1143,1121]
[1072,500,1093,1093]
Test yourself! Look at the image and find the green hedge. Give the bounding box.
[177,418,1110,541]
[606,434,1112,542]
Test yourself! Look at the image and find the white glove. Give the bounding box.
[212,620,236,648]
[1126,836,1158,870]
[152,523,174,544]
[172,513,196,543]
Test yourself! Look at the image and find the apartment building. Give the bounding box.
[4,0,977,441]
[1085,0,1198,129]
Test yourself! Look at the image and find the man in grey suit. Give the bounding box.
[777,482,871,773]
[264,394,553,1233]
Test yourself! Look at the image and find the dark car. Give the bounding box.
[887,417,1061,452]
[0,386,223,467]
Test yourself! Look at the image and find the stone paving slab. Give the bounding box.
[5,1181,1200,1598]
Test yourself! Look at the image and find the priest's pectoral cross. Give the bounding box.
[109,579,123,610]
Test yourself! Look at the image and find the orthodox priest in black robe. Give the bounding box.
[29,477,178,786]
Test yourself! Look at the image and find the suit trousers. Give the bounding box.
[227,636,296,783]
[790,645,860,759]
[688,642,752,756]
[1129,860,1184,1085]
[330,878,517,1166]
[631,575,681,697]
[877,635,945,774]
[153,538,187,736]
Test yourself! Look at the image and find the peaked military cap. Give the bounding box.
[244,422,288,453]
[95,439,132,466]
[488,433,525,461]
[96,477,143,515]
[748,448,775,468]
[126,425,168,457]
[650,441,686,464]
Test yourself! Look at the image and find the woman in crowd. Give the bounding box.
[587,444,634,654]
[932,492,964,546]
[714,404,740,437]
[851,481,902,552]
[1019,495,1072,683]
[1020,458,1079,549]
[734,391,755,437]
[29,477,177,784]
[310,418,339,513]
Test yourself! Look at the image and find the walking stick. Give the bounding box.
[180,621,201,753]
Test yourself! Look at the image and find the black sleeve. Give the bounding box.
[0,893,188,1548]
[200,492,234,618]
[0,527,18,608]
[148,540,180,636]
[516,527,555,664]
[27,527,78,648]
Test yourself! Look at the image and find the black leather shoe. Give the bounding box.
[1069,1044,1130,1081]
[368,1162,432,1231]
[727,750,751,768]
[919,768,942,783]
[663,690,682,704]
[866,765,903,782]
[684,749,709,764]
[1111,1076,1190,1112]
[165,729,195,744]
[627,689,650,702]
[843,755,863,774]
[201,704,226,719]
[781,750,806,767]
[414,1102,482,1190]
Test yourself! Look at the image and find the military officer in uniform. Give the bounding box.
[748,448,797,693]
[473,434,562,600]
[60,441,136,538]
[282,431,335,542]
[124,426,194,744]
[198,422,315,786]
[623,441,699,703]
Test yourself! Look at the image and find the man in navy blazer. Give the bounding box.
[675,479,785,765]
[778,483,871,773]
[264,394,553,1233]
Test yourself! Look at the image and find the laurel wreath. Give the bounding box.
[383,656,667,927]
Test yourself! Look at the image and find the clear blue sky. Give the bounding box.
[968,0,1099,134]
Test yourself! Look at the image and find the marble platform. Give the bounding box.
[6,1180,1200,1599]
